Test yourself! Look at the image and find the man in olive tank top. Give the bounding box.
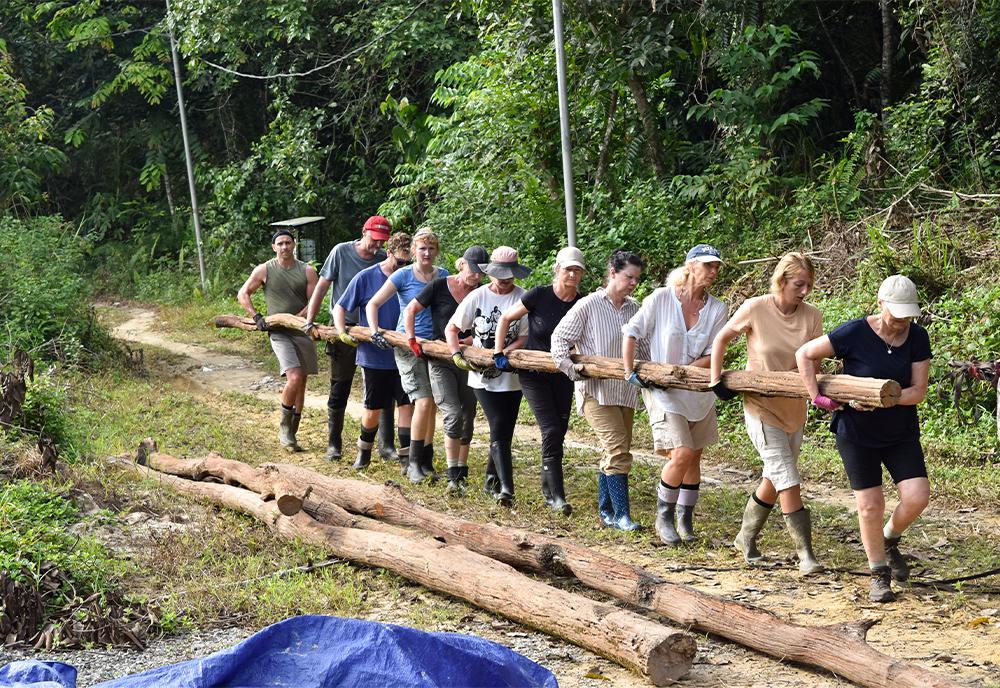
[238,229,319,451]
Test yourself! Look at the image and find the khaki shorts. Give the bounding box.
[394,347,433,401]
[269,331,318,376]
[652,409,719,454]
[744,410,803,492]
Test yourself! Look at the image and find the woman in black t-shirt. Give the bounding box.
[796,275,932,604]
[493,247,585,515]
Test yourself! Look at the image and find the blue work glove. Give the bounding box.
[624,371,648,388]
[492,352,515,373]
[371,331,392,350]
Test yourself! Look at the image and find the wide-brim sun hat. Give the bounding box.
[463,246,489,274]
[877,274,921,318]
[480,246,532,280]
[685,243,722,263]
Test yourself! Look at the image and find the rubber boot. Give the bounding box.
[654,499,680,545]
[884,536,910,582]
[596,474,614,526]
[377,405,398,462]
[676,505,697,543]
[783,508,823,575]
[869,565,896,602]
[353,439,372,471]
[733,496,771,564]
[279,406,297,452]
[407,440,426,484]
[483,445,500,496]
[445,466,464,494]
[493,441,515,507]
[605,473,640,531]
[541,457,572,516]
[420,444,438,482]
[324,407,345,462]
[288,411,304,452]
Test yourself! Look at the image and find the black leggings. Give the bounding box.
[835,435,927,490]
[519,371,573,461]
[473,389,521,449]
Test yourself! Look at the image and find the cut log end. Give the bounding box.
[646,632,698,685]
[275,493,304,516]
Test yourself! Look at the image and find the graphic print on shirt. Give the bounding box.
[473,305,520,379]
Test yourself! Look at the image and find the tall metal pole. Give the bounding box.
[165,0,207,291]
[552,0,577,247]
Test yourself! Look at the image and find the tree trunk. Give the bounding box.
[212,314,901,407]
[111,455,696,685]
[880,0,894,119]
[587,88,619,221]
[265,467,965,688]
[626,74,669,181]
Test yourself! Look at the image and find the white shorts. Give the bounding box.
[744,410,803,492]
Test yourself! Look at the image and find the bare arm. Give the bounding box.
[237,264,267,317]
[689,354,711,369]
[445,322,462,353]
[332,304,349,334]
[495,301,529,355]
[899,359,930,406]
[622,335,637,374]
[366,280,398,335]
[795,335,835,399]
[404,299,426,340]
[296,266,319,318]
[304,276,331,324]
[709,324,742,385]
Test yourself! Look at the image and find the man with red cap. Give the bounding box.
[304,216,391,461]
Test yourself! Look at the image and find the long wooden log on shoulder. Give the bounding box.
[109,453,696,685]
[212,313,901,407]
[266,467,964,688]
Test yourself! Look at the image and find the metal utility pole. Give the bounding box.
[165,0,208,291]
[552,0,577,247]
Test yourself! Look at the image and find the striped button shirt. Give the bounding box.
[550,287,649,410]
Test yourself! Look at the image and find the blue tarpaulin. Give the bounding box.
[0,616,559,688]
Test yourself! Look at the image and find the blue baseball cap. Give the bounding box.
[685,244,722,263]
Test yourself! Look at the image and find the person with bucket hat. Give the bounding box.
[303,215,394,462]
[446,246,530,506]
[405,246,488,493]
[550,249,647,531]
[796,274,931,602]
[622,243,728,545]
[366,228,449,482]
[237,229,319,451]
[493,246,585,515]
[710,253,825,575]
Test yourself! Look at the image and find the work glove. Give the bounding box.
[492,352,515,373]
[408,338,425,359]
[558,358,585,382]
[812,394,842,412]
[710,379,739,401]
[371,331,392,350]
[624,371,648,388]
[252,312,269,332]
[302,321,318,337]
[338,330,359,347]
[452,352,477,372]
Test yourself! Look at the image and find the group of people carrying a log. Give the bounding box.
[238,216,932,604]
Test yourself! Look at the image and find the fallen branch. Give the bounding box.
[213,314,901,407]
[110,453,696,685]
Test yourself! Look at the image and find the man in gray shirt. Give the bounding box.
[304,216,389,461]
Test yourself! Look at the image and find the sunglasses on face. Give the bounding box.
[394,256,412,266]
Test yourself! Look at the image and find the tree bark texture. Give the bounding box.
[626,73,670,181]
[212,314,902,407]
[111,453,696,685]
[263,467,965,688]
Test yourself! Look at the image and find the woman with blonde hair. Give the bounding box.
[710,252,824,574]
[367,228,448,482]
[623,244,727,544]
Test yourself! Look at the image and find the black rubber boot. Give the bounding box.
[407,439,426,484]
[884,536,910,581]
[324,407,345,462]
[420,444,438,482]
[483,444,500,496]
[492,441,515,507]
[377,405,398,462]
[676,505,697,543]
[654,499,680,545]
[869,565,896,602]
[288,411,304,453]
[353,444,372,470]
[540,457,571,515]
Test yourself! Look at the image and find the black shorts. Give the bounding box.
[835,435,928,490]
[361,367,411,411]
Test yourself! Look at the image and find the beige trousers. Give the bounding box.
[582,395,635,475]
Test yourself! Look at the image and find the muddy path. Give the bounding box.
[106,303,999,687]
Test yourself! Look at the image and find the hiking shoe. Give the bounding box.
[885,536,910,582]
[869,566,896,603]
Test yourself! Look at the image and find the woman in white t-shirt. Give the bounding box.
[709,252,824,575]
[446,247,530,507]
[622,244,727,546]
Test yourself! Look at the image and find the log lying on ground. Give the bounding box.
[266,466,964,688]
[111,453,696,685]
[212,313,900,407]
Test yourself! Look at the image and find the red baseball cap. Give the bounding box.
[362,215,391,240]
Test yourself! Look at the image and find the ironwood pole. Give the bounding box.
[552,0,577,247]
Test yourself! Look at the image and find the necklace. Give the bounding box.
[877,322,905,354]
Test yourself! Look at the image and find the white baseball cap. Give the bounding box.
[877,275,921,318]
[555,246,586,270]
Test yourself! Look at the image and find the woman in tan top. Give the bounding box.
[709,253,824,574]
